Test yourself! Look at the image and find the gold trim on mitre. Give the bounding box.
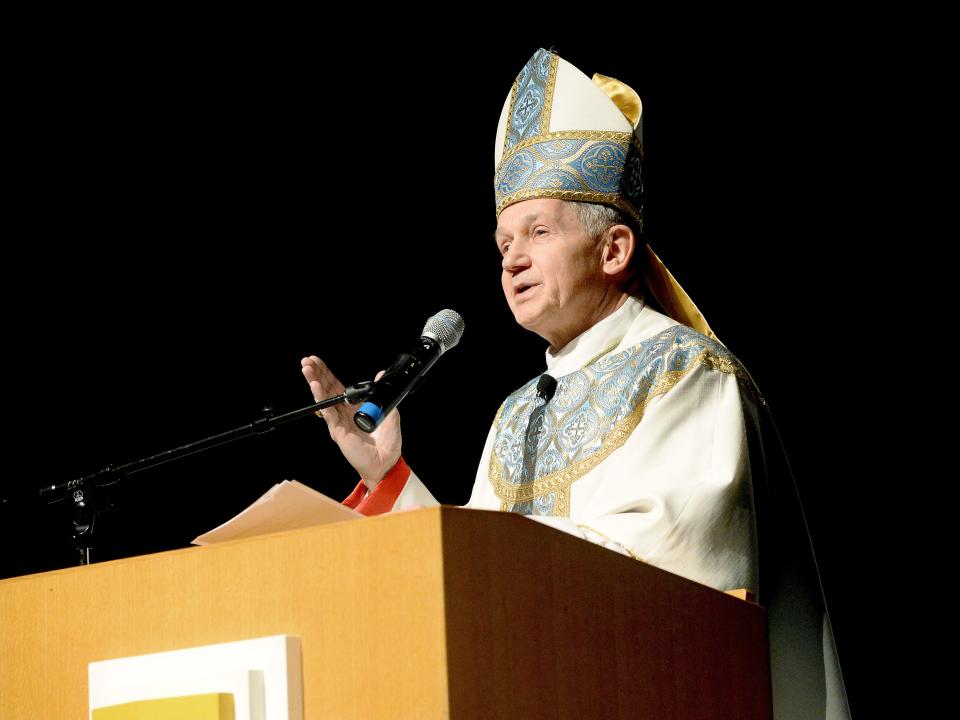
[640,244,717,341]
[494,50,644,223]
[592,72,642,129]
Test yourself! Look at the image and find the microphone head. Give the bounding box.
[536,374,557,402]
[422,309,465,352]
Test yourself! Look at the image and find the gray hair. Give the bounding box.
[568,201,647,297]
[569,202,633,241]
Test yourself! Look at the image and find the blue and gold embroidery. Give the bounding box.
[495,48,645,228]
[495,131,644,226]
[504,48,558,157]
[490,326,744,516]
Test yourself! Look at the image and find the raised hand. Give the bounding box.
[301,356,402,489]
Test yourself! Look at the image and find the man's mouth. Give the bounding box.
[515,283,539,296]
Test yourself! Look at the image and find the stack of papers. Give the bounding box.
[192,480,362,545]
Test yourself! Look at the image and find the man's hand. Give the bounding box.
[301,356,402,489]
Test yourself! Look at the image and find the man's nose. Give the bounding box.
[502,242,530,272]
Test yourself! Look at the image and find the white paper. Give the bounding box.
[192,480,361,545]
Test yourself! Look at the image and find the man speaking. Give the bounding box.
[301,48,850,719]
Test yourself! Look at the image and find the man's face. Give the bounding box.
[495,198,607,348]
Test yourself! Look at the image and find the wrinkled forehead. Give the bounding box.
[494,199,576,239]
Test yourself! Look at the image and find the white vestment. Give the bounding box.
[395,296,757,594]
[362,295,849,720]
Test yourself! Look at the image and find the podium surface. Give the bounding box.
[0,507,771,719]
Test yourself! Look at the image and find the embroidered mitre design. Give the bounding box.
[494,48,645,225]
[489,326,743,516]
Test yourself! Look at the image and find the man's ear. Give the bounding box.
[601,224,635,277]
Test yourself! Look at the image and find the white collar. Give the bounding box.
[545,296,647,377]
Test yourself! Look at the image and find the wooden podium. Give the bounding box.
[0,507,771,719]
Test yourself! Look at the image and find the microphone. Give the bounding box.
[535,374,557,403]
[354,309,465,433]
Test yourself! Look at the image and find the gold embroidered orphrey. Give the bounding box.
[489,329,744,515]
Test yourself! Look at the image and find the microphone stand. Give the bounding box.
[34,381,375,566]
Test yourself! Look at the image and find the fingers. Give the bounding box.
[301,356,350,425]
[302,356,346,393]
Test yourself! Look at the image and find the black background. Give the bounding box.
[1,23,888,716]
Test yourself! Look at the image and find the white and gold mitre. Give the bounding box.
[493,49,718,340]
[494,48,644,226]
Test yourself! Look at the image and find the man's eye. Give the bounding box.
[534,228,547,236]
[501,243,511,255]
